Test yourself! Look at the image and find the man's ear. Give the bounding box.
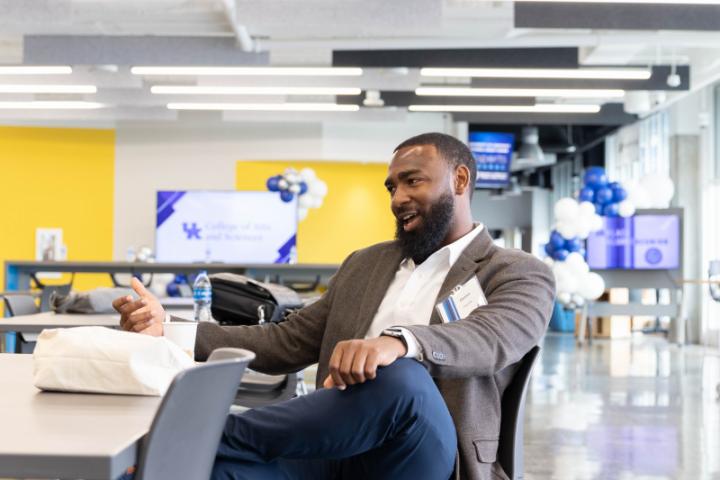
[454,165,471,196]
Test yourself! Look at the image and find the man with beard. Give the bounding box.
[114,132,555,480]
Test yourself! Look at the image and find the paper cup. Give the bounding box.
[163,321,198,360]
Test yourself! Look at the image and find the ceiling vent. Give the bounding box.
[511,126,556,171]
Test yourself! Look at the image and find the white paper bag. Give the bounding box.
[33,326,195,396]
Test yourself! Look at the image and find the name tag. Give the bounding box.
[435,276,487,323]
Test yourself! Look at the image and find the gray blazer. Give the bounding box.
[196,228,555,480]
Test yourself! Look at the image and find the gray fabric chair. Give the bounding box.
[3,294,40,316]
[497,346,541,480]
[2,294,40,353]
[134,347,255,480]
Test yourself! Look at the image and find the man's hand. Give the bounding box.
[322,336,407,390]
[112,277,165,336]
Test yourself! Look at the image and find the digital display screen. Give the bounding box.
[468,132,515,189]
[155,191,297,264]
[586,214,680,270]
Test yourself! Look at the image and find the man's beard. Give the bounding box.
[395,191,455,265]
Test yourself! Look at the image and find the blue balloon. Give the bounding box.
[611,186,628,203]
[578,187,595,203]
[266,176,280,192]
[299,181,308,195]
[564,237,583,253]
[594,202,604,215]
[583,167,609,189]
[553,249,570,261]
[166,282,180,298]
[549,231,566,250]
[280,190,294,203]
[577,248,587,259]
[595,187,614,205]
[544,243,555,257]
[603,203,620,217]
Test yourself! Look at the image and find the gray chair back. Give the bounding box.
[135,348,256,480]
[497,346,541,480]
[3,294,40,316]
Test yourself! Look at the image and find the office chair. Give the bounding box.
[134,347,255,480]
[497,346,541,480]
[2,294,40,353]
[234,370,300,408]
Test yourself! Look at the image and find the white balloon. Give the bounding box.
[575,216,592,240]
[298,194,314,208]
[579,272,605,300]
[554,198,580,222]
[578,201,596,219]
[285,173,299,185]
[311,195,324,209]
[626,182,651,209]
[557,292,572,305]
[298,207,309,221]
[553,263,578,295]
[310,179,328,198]
[590,214,604,232]
[288,184,301,194]
[556,221,578,240]
[571,294,586,307]
[641,174,675,208]
[566,253,590,275]
[618,200,636,218]
[278,179,289,190]
[299,167,316,181]
[543,257,555,268]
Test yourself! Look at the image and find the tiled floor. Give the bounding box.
[526,333,720,480]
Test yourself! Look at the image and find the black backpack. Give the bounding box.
[209,273,304,325]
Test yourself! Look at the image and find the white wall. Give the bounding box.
[113,115,448,260]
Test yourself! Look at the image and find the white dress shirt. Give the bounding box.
[365,224,484,359]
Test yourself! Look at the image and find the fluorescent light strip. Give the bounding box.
[133,67,363,76]
[415,86,625,98]
[0,101,104,109]
[0,85,96,94]
[420,67,651,80]
[408,104,601,114]
[151,86,361,95]
[0,66,73,75]
[167,102,360,112]
[511,0,720,4]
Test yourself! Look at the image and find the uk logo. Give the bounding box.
[182,222,202,239]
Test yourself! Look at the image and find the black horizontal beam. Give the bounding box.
[336,91,535,107]
[332,48,579,68]
[470,66,689,91]
[452,103,636,127]
[515,3,720,31]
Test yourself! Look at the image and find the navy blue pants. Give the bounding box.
[211,359,457,480]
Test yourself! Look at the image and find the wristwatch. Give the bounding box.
[381,327,408,349]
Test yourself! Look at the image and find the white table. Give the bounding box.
[0,354,161,479]
[0,312,122,334]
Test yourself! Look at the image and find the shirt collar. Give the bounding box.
[401,223,484,270]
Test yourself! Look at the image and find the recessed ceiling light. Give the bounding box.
[0,66,73,75]
[0,101,104,109]
[408,104,602,114]
[166,102,360,112]
[132,67,363,76]
[0,85,96,94]
[420,67,652,80]
[415,87,625,98]
[151,86,361,95]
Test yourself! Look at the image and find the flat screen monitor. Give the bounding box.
[468,132,515,189]
[155,190,298,264]
[585,209,681,270]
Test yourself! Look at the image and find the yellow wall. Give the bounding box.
[0,126,115,293]
[236,161,395,263]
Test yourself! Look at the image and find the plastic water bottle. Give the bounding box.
[193,270,213,322]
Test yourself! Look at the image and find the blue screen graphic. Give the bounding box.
[468,132,515,189]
